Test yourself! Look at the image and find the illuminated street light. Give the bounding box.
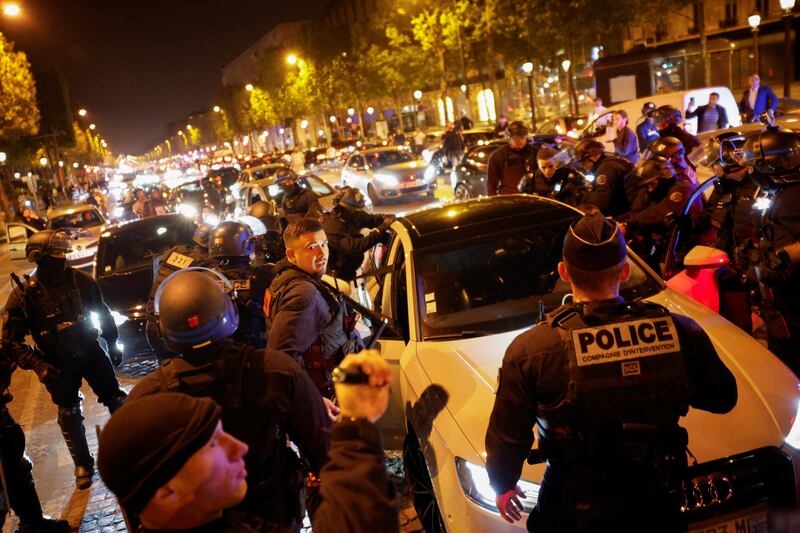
[245,83,254,92]
[749,12,762,74]
[39,157,48,167]
[347,108,355,116]
[329,115,337,123]
[0,152,5,163]
[186,124,192,130]
[2,3,21,17]
[286,53,298,66]
[366,106,375,115]
[460,84,467,93]
[413,90,423,100]
[279,128,285,135]
[58,160,64,168]
[748,12,762,28]
[300,119,309,129]
[78,108,87,117]
[213,105,221,113]
[521,62,536,128]
[318,129,324,136]
[561,59,571,72]
[72,162,79,168]
[521,62,533,74]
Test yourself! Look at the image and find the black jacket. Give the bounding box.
[659,124,701,155]
[577,155,633,217]
[487,143,537,196]
[281,186,322,222]
[323,207,386,281]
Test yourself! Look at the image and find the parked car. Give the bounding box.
[207,166,240,188]
[536,114,588,138]
[170,176,233,222]
[45,203,107,271]
[233,172,338,217]
[350,194,800,533]
[341,147,437,205]
[94,214,196,359]
[235,163,293,186]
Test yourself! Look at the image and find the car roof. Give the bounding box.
[357,146,414,155]
[400,195,580,249]
[100,213,193,237]
[48,203,99,217]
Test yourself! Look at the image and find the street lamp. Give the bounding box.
[347,108,355,116]
[562,59,576,115]
[413,90,422,100]
[89,123,96,130]
[78,108,87,117]
[521,62,536,129]
[2,3,21,17]
[366,106,374,115]
[300,119,309,129]
[781,0,797,96]
[286,53,298,66]
[39,157,47,167]
[213,105,221,113]
[245,83,254,92]
[329,115,337,123]
[749,12,762,75]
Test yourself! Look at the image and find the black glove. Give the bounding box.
[107,342,123,366]
[377,216,395,233]
[17,347,61,393]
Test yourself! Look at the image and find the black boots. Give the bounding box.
[57,404,94,490]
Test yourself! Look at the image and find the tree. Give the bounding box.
[0,33,39,140]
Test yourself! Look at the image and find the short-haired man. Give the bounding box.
[487,121,537,196]
[738,74,778,123]
[588,97,609,126]
[686,92,729,133]
[518,146,579,205]
[99,353,399,533]
[266,218,362,397]
[612,110,639,165]
[485,211,737,532]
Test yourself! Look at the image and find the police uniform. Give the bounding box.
[487,143,537,196]
[2,259,127,488]
[577,154,634,217]
[282,185,322,223]
[266,260,362,398]
[485,212,737,532]
[518,167,580,206]
[636,120,659,154]
[128,341,330,529]
[659,124,700,157]
[323,206,388,282]
[216,258,274,348]
[0,355,69,532]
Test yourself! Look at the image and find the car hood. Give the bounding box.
[376,161,428,174]
[416,288,799,476]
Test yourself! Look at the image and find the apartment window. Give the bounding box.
[437,97,455,126]
[725,0,738,23]
[477,90,496,123]
[756,0,769,15]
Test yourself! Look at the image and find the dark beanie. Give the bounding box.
[98,393,221,515]
[562,211,627,271]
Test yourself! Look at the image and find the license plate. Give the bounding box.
[402,179,418,188]
[689,507,768,533]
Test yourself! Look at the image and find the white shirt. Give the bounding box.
[749,87,758,110]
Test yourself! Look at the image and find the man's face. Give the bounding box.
[287,229,329,276]
[538,158,556,179]
[280,177,297,192]
[135,190,146,201]
[509,135,527,149]
[612,114,626,129]
[595,98,603,108]
[175,421,248,513]
[709,94,719,106]
[749,75,760,89]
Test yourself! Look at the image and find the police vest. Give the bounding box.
[153,246,212,288]
[216,263,267,348]
[537,302,690,464]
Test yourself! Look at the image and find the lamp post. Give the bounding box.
[521,62,537,129]
[562,59,575,115]
[781,0,797,97]
[749,13,762,75]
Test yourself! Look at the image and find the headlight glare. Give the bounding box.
[785,400,800,450]
[374,173,398,186]
[424,165,436,181]
[455,457,540,513]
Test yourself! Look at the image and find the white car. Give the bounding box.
[33,204,106,271]
[341,147,437,206]
[354,195,800,532]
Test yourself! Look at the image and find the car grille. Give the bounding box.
[684,447,796,524]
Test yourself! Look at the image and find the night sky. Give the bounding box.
[6,1,328,154]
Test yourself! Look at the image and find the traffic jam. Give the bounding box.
[3,1,800,533]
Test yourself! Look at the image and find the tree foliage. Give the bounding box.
[0,33,39,140]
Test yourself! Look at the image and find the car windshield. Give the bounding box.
[48,209,103,229]
[96,218,195,274]
[412,220,663,339]
[467,144,502,165]
[366,150,415,168]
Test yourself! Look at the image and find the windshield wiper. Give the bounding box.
[424,330,490,340]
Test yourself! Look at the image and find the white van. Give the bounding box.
[581,86,742,147]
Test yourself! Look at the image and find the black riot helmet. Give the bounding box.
[741,129,800,186]
[154,268,239,352]
[248,201,281,233]
[193,223,214,248]
[508,121,530,138]
[25,229,73,263]
[653,105,682,130]
[636,155,677,186]
[208,221,256,258]
[274,167,297,184]
[574,139,605,162]
[335,186,366,210]
[649,136,685,163]
[641,102,657,117]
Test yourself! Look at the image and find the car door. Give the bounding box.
[6,223,34,260]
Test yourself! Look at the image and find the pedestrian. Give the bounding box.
[442,122,465,170]
[653,105,701,155]
[739,74,778,123]
[291,147,306,175]
[142,187,169,217]
[266,217,363,398]
[127,269,331,530]
[588,96,609,127]
[18,204,45,230]
[494,115,509,138]
[685,92,729,133]
[131,188,148,219]
[0,354,70,533]
[323,187,394,282]
[517,146,579,205]
[460,111,474,131]
[100,352,398,533]
[487,121,536,196]
[145,223,218,360]
[1,229,127,489]
[572,139,633,217]
[612,110,640,165]
[276,169,323,223]
[485,211,738,533]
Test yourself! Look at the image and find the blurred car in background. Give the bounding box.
[341,147,436,206]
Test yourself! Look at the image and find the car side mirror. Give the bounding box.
[683,245,730,269]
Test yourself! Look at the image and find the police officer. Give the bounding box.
[485,211,738,532]
[573,139,634,216]
[209,221,273,348]
[636,102,660,154]
[127,268,330,530]
[653,105,700,155]
[518,146,580,205]
[322,187,393,282]
[739,128,800,371]
[249,200,285,263]
[276,168,323,223]
[649,136,699,187]
[0,352,70,533]
[146,223,218,360]
[487,121,537,196]
[267,217,363,398]
[1,230,127,489]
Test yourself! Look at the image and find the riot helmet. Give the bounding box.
[25,229,73,263]
[574,139,605,162]
[508,121,530,138]
[335,187,367,210]
[193,223,213,248]
[653,105,682,130]
[208,221,256,258]
[741,129,800,183]
[155,268,239,352]
[636,155,677,186]
[649,136,685,162]
[641,102,657,117]
[275,167,297,187]
[248,200,281,233]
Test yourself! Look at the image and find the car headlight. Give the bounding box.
[424,165,436,181]
[113,206,124,218]
[374,173,398,186]
[455,458,540,513]
[177,203,198,218]
[92,310,129,327]
[754,196,772,211]
[785,400,800,450]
